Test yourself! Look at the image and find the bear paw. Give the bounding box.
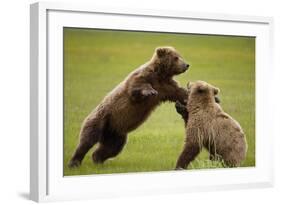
[174,167,185,171]
[68,159,81,168]
[175,101,186,115]
[141,89,158,97]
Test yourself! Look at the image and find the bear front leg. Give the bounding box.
[92,133,127,164]
[130,83,158,102]
[178,87,189,104]
[69,139,96,168]
[175,137,201,169]
[141,88,158,96]
[164,80,188,104]
[170,87,188,105]
[175,101,188,124]
[68,119,102,168]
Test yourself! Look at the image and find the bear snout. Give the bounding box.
[183,63,190,71]
[181,63,190,72]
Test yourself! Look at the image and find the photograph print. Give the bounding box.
[63,28,255,176]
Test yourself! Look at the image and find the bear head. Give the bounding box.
[187,81,220,105]
[152,47,190,78]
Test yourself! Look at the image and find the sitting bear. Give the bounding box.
[175,81,247,169]
[68,47,190,168]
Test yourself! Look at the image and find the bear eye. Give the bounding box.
[197,87,205,93]
[174,56,179,61]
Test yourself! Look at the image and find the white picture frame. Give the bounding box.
[30,2,274,202]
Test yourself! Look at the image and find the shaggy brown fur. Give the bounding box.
[68,47,190,167]
[175,81,247,169]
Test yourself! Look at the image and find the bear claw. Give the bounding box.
[142,89,158,96]
[68,160,81,168]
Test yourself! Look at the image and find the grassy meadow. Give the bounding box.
[63,28,255,176]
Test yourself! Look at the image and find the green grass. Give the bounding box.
[63,28,255,176]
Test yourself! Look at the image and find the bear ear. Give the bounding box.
[156,47,168,57]
[186,82,192,89]
[213,87,220,95]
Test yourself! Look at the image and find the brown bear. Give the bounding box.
[68,47,190,168]
[175,81,247,169]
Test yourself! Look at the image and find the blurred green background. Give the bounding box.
[63,28,255,176]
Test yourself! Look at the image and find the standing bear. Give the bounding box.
[68,47,190,168]
[175,81,247,169]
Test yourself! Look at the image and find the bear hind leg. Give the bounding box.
[92,133,127,164]
[204,142,221,162]
[68,123,102,168]
[175,140,200,170]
